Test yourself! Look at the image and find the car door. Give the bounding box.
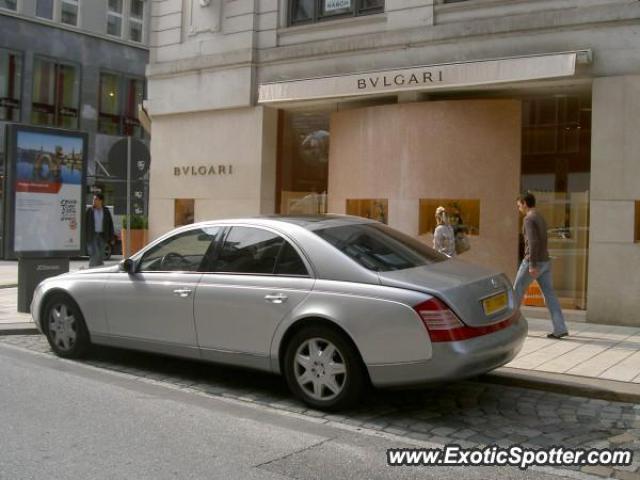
[194,225,314,369]
[104,226,221,356]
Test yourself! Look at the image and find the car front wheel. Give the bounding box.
[44,294,90,358]
[284,326,365,411]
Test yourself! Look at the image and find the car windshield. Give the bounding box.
[314,223,448,272]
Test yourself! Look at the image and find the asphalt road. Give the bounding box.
[0,342,591,480]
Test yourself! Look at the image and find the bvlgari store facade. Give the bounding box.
[259,51,591,313]
[147,2,640,326]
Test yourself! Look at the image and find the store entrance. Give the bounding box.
[520,93,591,310]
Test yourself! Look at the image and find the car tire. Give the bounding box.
[284,326,365,411]
[43,294,90,359]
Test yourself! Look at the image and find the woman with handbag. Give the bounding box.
[433,206,456,257]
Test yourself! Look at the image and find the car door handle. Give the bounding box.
[173,288,193,298]
[264,293,288,304]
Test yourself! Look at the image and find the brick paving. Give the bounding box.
[2,334,639,479]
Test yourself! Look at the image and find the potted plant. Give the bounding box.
[121,214,149,256]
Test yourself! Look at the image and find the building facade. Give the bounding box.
[147,0,640,326]
[0,0,151,252]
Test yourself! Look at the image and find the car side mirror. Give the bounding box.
[122,259,135,274]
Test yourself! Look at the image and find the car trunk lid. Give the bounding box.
[378,259,516,327]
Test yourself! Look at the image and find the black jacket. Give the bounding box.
[85,206,115,243]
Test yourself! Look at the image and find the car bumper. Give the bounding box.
[367,311,527,387]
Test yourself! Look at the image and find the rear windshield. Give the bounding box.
[314,223,448,272]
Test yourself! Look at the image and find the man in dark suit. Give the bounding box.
[85,193,115,267]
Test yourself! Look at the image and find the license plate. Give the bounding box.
[482,291,508,316]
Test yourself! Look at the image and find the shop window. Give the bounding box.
[98,73,120,135]
[61,0,78,26]
[346,199,388,224]
[107,0,123,37]
[174,199,194,227]
[36,0,54,19]
[0,49,22,122]
[521,93,591,310]
[277,109,331,214]
[0,0,17,11]
[418,199,480,236]
[31,57,79,129]
[289,0,384,25]
[98,72,145,137]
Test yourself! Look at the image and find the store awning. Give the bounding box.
[258,50,591,105]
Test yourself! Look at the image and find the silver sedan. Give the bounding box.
[31,215,527,410]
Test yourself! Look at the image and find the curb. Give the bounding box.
[0,323,39,336]
[482,367,640,404]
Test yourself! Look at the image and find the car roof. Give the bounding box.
[191,214,378,231]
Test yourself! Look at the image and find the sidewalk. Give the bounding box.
[0,258,638,402]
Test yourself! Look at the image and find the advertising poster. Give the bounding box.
[4,125,87,257]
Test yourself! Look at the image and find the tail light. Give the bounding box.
[414,297,514,342]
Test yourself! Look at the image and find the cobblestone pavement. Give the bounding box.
[3,335,640,479]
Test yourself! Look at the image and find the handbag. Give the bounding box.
[455,231,471,254]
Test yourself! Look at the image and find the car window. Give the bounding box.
[139,227,220,272]
[274,241,308,276]
[313,223,447,272]
[213,226,306,275]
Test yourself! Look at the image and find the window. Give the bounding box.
[129,0,144,42]
[274,241,308,276]
[98,72,120,135]
[314,223,446,272]
[61,0,78,26]
[124,77,144,136]
[98,72,145,137]
[175,199,195,227]
[31,57,79,129]
[139,227,220,272]
[289,0,384,25]
[36,0,54,19]
[0,0,17,11]
[213,227,308,276]
[107,0,123,37]
[0,49,22,122]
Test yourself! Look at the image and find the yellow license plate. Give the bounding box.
[482,292,508,316]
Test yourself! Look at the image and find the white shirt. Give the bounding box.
[93,208,104,233]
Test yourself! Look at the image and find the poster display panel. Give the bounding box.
[4,125,87,258]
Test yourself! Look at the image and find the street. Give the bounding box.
[1,336,638,479]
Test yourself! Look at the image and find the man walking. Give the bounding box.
[85,193,114,268]
[514,192,569,339]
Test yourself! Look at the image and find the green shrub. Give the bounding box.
[122,214,148,229]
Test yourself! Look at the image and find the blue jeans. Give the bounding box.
[514,259,568,335]
[88,235,106,268]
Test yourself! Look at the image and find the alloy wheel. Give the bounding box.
[48,304,78,353]
[293,337,347,401]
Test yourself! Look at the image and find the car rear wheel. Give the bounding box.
[44,294,90,359]
[284,326,365,411]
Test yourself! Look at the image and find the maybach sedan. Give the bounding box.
[31,216,527,410]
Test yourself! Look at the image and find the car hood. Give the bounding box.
[62,265,121,277]
[378,259,516,327]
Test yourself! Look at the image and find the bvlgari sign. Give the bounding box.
[258,51,587,104]
[174,164,233,176]
[357,70,444,90]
